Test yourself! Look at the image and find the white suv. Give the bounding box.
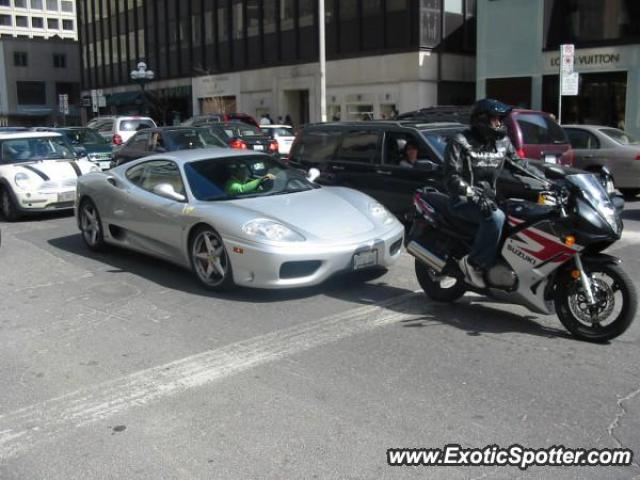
[0,132,99,220]
[87,116,157,146]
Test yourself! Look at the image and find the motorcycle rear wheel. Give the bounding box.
[555,261,636,342]
[415,259,466,303]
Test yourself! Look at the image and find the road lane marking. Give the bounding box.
[0,292,424,461]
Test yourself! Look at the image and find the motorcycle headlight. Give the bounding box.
[14,172,36,190]
[369,202,394,225]
[242,219,305,242]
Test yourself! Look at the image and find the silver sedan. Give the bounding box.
[75,149,405,290]
[563,125,640,193]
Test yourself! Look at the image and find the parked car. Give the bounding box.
[184,113,259,128]
[260,125,296,158]
[113,126,228,166]
[0,132,99,220]
[205,122,279,157]
[33,127,114,171]
[563,124,640,194]
[76,149,404,290]
[398,106,574,166]
[288,121,466,218]
[86,116,157,146]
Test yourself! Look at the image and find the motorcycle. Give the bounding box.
[405,171,636,342]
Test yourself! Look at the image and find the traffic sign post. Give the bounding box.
[58,94,69,126]
[558,44,578,124]
[91,89,99,114]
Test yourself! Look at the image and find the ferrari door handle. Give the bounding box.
[376,169,392,175]
[106,176,117,186]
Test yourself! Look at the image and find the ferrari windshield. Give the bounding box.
[1,136,75,163]
[184,155,318,201]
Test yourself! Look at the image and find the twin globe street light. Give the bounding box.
[130,61,155,115]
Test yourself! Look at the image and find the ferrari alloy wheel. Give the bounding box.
[190,226,234,290]
[1,187,20,221]
[79,199,106,251]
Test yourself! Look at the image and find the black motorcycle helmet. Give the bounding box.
[470,98,512,141]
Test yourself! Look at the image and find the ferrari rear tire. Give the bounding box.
[1,186,20,222]
[79,198,106,251]
[190,226,234,291]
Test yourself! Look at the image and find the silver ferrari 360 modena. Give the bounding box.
[75,149,405,290]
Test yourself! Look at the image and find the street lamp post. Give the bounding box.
[130,61,155,116]
[318,0,327,122]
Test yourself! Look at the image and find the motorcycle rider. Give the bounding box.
[443,98,536,288]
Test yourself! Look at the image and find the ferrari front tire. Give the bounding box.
[190,226,234,291]
[79,198,106,251]
[1,186,20,221]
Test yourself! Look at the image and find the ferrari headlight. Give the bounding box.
[14,172,36,190]
[242,219,305,242]
[369,202,394,225]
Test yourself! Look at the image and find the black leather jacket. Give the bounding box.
[443,128,535,200]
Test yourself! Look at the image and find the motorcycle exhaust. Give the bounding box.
[406,241,447,273]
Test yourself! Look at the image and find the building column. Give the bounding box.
[625,68,640,137]
[476,78,486,99]
[531,75,543,110]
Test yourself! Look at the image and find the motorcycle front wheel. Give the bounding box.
[555,260,637,342]
[415,259,466,303]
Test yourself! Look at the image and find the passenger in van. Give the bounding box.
[399,140,419,168]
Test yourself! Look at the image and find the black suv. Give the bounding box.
[288,121,466,218]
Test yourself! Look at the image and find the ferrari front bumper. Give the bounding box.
[223,224,405,288]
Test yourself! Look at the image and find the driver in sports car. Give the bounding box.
[225,163,275,195]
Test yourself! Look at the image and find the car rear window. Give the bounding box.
[263,127,294,137]
[515,114,567,145]
[119,119,156,132]
[289,129,341,164]
[228,125,263,137]
[600,128,640,145]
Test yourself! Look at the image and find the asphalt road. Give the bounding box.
[1,199,640,479]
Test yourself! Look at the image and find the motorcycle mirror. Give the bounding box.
[307,168,320,182]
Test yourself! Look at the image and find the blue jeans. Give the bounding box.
[449,198,506,269]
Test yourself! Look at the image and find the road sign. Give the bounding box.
[558,44,576,123]
[560,44,574,73]
[58,94,69,115]
[561,72,580,96]
[98,96,106,108]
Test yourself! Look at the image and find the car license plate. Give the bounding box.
[253,145,264,151]
[58,191,75,202]
[353,250,378,270]
[544,154,558,164]
[99,161,111,170]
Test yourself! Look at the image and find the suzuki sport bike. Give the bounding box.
[406,173,636,342]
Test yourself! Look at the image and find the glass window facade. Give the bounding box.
[79,0,474,90]
[545,0,640,48]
